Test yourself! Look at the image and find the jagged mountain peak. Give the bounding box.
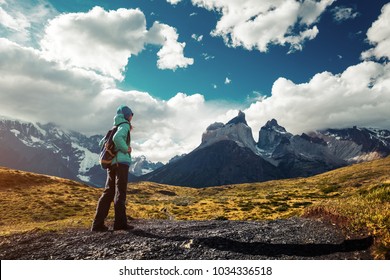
[266,118,278,126]
[0,118,161,186]
[262,118,287,133]
[257,119,292,155]
[199,110,257,153]
[226,110,248,126]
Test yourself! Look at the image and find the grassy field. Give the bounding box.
[0,156,389,259]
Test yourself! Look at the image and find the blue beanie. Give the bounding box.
[117,105,133,120]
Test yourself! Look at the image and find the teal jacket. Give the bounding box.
[100,113,132,166]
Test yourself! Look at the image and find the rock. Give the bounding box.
[0,219,373,260]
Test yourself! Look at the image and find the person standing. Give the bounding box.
[91,105,133,231]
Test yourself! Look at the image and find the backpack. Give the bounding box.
[99,122,130,169]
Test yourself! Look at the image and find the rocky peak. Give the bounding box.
[257,119,292,153]
[226,110,247,126]
[263,119,287,133]
[198,111,257,153]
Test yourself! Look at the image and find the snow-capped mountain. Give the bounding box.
[257,120,390,178]
[309,127,390,163]
[138,112,390,187]
[130,155,164,176]
[257,120,346,178]
[138,112,281,187]
[2,115,390,188]
[0,118,161,186]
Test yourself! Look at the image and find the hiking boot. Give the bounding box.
[91,224,109,232]
[113,224,134,231]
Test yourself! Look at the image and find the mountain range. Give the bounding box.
[0,118,162,187]
[138,111,390,187]
[1,113,390,187]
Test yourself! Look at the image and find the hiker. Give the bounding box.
[91,105,133,232]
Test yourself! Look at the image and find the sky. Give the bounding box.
[1,0,390,163]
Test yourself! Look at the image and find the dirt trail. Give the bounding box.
[0,218,373,260]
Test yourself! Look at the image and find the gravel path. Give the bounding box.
[0,218,373,260]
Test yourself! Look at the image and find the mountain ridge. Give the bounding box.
[1,114,390,188]
[139,112,390,187]
[0,118,161,186]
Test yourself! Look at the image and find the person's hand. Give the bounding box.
[127,146,132,153]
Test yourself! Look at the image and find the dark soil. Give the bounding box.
[0,218,373,260]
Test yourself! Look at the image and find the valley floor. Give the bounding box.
[0,218,373,260]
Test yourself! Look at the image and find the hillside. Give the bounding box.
[0,157,389,259]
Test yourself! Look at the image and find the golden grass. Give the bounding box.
[0,167,101,235]
[0,157,389,258]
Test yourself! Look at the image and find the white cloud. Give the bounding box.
[147,22,194,70]
[245,61,390,135]
[0,0,57,45]
[202,52,215,60]
[192,33,203,42]
[0,39,228,162]
[191,0,335,53]
[40,7,194,80]
[94,90,232,162]
[332,6,360,22]
[167,0,182,5]
[0,38,114,132]
[41,7,147,81]
[2,0,390,165]
[225,77,231,84]
[244,2,390,135]
[361,3,390,61]
[0,6,29,32]
[3,35,390,162]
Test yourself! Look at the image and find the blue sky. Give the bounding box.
[47,0,388,102]
[1,0,390,162]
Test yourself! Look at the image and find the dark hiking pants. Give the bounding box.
[92,163,129,229]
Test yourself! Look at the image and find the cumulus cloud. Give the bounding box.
[243,3,390,135]
[0,39,228,162]
[40,7,145,81]
[332,6,360,22]
[94,90,230,162]
[0,38,113,132]
[191,0,334,53]
[224,77,231,84]
[147,22,194,70]
[245,61,390,135]
[361,3,390,61]
[3,1,390,164]
[40,7,193,80]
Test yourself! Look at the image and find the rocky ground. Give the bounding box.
[0,218,373,260]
